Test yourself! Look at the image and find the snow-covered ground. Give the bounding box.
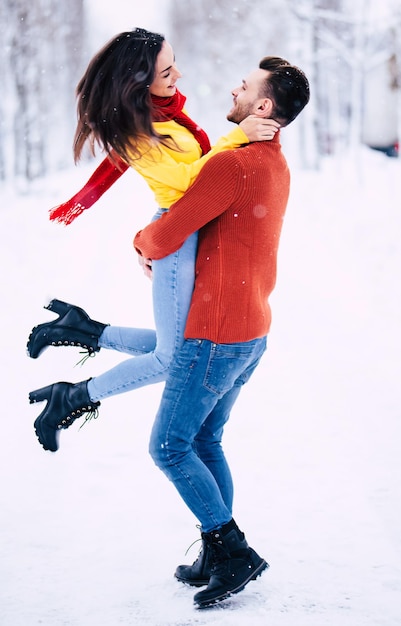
[1,146,400,625]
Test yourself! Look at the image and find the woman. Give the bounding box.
[28,28,279,452]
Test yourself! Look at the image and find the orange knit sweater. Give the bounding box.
[134,133,290,343]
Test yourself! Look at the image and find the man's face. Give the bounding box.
[227,68,269,123]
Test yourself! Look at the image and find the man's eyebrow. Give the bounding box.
[242,79,247,88]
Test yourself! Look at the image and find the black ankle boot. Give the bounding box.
[27,299,108,359]
[193,519,268,608]
[175,538,212,587]
[29,380,100,452]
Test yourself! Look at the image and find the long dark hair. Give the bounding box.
[73,28,166,164]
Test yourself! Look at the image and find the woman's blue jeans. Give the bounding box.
[149,336,267,532]
[88,209,197,401]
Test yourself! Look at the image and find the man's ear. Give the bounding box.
[255,98,274,118]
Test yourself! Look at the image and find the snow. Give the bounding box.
[0,146,400,625]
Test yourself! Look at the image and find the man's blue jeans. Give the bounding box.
[149,336,267,533]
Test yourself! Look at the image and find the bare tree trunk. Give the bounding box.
[287,4,320,169]
[0,0,12,181]
[2,0,85,183]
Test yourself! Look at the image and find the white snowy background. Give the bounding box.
[1,3,401,625]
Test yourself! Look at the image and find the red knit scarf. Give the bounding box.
[49,90,211,225]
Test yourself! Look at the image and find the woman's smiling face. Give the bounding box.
[149,41,182,97]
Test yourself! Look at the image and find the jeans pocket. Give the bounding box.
[203,341,264,395]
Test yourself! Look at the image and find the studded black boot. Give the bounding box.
[26,299,108,359]
[193,519,269,608]
[29,380,100,452]
[175,537,213,587]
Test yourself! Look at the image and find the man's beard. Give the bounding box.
[227,102,253,124]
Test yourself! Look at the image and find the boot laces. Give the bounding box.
[185,537,202,557]
[57,405,100,430]
[79,406,100,429]
[75,350,97,367]
[184,525,203,558]
[203,531,231,566]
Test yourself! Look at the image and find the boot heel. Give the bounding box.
[26,300,106,359]
[45,299,70,316]
[29,385,53,404]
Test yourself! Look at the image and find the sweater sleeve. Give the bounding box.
[131,126,248,194]
[134,151,240,259]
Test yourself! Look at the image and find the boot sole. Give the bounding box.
[174,574,209,587]
[33,416,59,452]
[175,561,265,588]
[194,560,269,608]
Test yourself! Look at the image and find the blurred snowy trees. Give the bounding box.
[1,0,400,183]
[286,0,401,158]
[169,0,297,148]
[170,0,400,167]
[1,0,85,184]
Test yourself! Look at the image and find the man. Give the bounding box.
[134,56,310,608]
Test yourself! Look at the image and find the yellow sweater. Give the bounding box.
[128,118,249,208]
